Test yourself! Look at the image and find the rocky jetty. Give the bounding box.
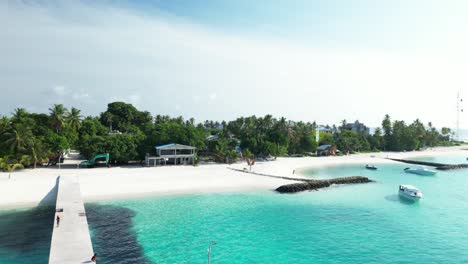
[435,164,468,170]
[275,176,373,193]
[227,168,373,193]
[228,168,314,182]
[387,158,468,171]
[386,158,445,167]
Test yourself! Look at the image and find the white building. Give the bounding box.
[145,143,196,166]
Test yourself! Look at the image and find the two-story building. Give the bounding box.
[145,143,196,166]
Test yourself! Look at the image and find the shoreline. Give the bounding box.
[0,146,466,210]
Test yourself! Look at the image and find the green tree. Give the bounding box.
[409,119,426,149]
[11,108,28,123]
[369,128,384,150]
[0,117,11,156]
[382,114,392,150]
[226,149,238,164]
[0,157,24,180]
[5,163,24,180]
[67,107,83,131]
[30,139,49,168]
[318,132,334,145]
[49,104,69,133]
[335,130,360,153]
[99,102,153,132]
[4,123,34,157]
[441,127,452,141]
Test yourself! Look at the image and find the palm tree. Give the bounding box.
[243,149,254,171]
[29,139,48,169]
[0,116,10,137]
[0,157,23,180]
[4,123,34,156]
[67,107,83,131]
[49,104,69,133]
[11,108,28,123]
[286,121,297,144]
[102,112,114,132]
[340,119,347,131]
[6,163,23,180]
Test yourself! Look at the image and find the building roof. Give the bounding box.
[317,144,332,150]
[155,143,196,150]
[206,135,220,141]
[318,126,336,133]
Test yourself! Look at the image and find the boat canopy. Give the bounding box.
[400,185,419,191]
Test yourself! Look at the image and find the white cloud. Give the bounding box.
[53,86,66,96]
[0,1,467,128]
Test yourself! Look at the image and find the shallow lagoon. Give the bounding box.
[2,155,468,263]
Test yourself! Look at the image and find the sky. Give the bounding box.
[1,0,468,128]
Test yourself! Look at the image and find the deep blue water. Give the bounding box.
[0,206,54,264]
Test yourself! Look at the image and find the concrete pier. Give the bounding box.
[49,175,94,264]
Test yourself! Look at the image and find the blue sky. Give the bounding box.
[1,0,467,128]
[126,0,468,50]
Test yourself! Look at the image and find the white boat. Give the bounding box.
[404,166,436,176]
[365,164,378,170]
[399,185,423,201]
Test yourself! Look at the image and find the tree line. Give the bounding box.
[0,102,456,169]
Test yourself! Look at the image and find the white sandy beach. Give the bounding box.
[0,146,466,209]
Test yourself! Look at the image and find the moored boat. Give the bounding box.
[399,185,423,201]
[404,166,436,176]
[365,164,377,170]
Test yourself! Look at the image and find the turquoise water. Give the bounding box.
[2,155,468,263]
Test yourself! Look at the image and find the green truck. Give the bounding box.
[80,153,111,168]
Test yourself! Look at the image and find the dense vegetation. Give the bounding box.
[0,102,456,169]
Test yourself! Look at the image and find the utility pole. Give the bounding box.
[457,92,463,141]
[316,127,320,144]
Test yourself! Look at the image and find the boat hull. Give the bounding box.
[399,191,422,201]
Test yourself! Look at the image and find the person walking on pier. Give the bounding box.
[56,215,60,227]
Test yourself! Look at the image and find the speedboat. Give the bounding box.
[365,164,377,170]
[399,185,423,201]
[404,166,436,176]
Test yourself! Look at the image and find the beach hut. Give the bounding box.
[317,145,337,156]
[145,143,196,166]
